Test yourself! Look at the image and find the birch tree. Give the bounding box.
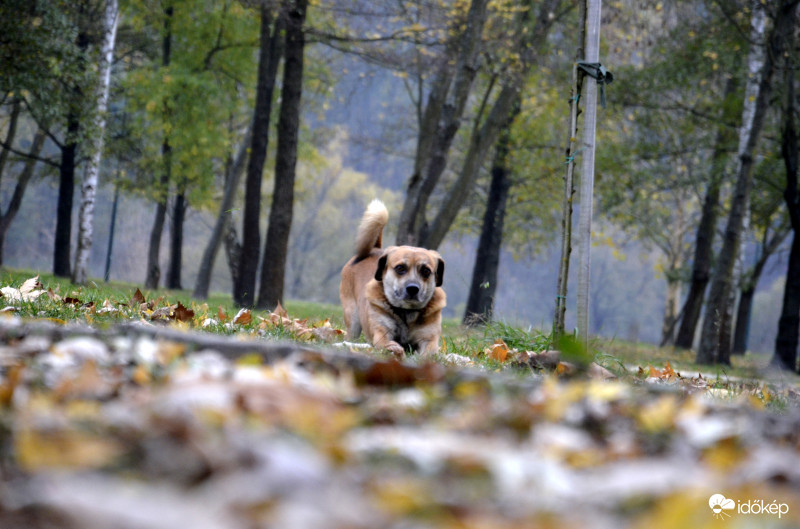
[73,0,120,285]
[697,0,797,364]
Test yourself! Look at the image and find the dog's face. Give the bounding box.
[375,246,444,310]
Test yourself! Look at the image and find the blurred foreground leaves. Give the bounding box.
[0,278,799,528]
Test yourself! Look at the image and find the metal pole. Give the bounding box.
[576,0,602,346]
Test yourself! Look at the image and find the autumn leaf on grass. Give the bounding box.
[485,339,510,362]
[647,362,678,380]
[174,302,195,323]
[233,308,252,325]
[131,288,146,306]
[1,275,45,302]
[217,306,228,322]
[298,319,344,343]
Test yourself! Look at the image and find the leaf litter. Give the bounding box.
[0,278,799,528]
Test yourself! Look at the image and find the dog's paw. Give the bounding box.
[386,342,405,359]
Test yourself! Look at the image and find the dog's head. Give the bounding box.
[374,246,444,310]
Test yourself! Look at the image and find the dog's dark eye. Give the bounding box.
[394,264,407,275]
[419,266,431,279]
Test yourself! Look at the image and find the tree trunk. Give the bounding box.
[661,278,681,346]
[144,164,169,289]
[54,26,91,279]
[576,0,602,346]
[224,218,242,291]
[732,286,754,356]
[54,116,79,278]
[193,126,251,299]
[697,1,793,364]
[396,0,489,246]
[732,225,788,354]
[257,0,308,310]
[555,0,586,338]
[166,186,186,289]
[235,5,284,306]
[144,4,174,290]
[424,0,563,250]
[103,183,120,281]
[0,128,47,265]
[73,0,119,285]
[0,98,21,179]
[773,7,800,370]
[674,77,738,350]
[463,101,519,326]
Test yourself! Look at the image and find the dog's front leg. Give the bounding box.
[370,325,405,358]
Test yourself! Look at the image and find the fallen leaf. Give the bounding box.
[233,308,251,325]
[174,302,195,323]
[486,339,510,362]
[131,288,146,305]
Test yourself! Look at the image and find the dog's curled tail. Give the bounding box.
[354,199,388,259]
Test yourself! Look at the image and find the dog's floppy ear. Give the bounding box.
[374,247,396,281]
[432,251,445,287]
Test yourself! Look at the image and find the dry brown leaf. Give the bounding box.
[233,308,252,325]
[131,288,146,305]
[486,339,510,362]
[174,302,195,323]
[217,305,228,322]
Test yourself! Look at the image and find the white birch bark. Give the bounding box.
[696,0,769,364]
[72,0,120,285]
[576,0,602,346]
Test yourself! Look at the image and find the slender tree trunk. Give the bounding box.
[54,117,79,278]
[54,25,91,278]
[698,1,793,364]
[424,0,563,250]
[773,9,800,370]
[73,0,119,285]
[555,0,586,338]
[104,183,119,282]
[166,185,186,289]
[732,286,754,355]
[224,219,242,291]
[576,0,602,346]
[235,6,284,306]
[396,0,489,246]
[257,0,308,309]
[463,101,519,326]
[675,78,738,350]
[144,4,174,290]
[145,164,169,289]
[661,278,681,346]
[0,98,21,179]
[193,126,251,299]
[732,227,787,354]
[0,128,47,265]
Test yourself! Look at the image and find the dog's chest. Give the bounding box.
[390,309,421,347]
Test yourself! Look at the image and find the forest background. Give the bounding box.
[1,0,798,360]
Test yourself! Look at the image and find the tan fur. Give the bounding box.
[340,201,446,358]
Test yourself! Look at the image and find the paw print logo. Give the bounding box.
[709,494,735,520]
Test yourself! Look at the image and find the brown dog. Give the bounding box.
[340,199,446,358]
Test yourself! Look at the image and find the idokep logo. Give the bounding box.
[709,494,735,520]
[708,493,790,520]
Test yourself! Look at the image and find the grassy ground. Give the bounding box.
[2,267,797,400]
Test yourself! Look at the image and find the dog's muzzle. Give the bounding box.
[404,283,420,299]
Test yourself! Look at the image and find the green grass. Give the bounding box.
[3,267,800,400]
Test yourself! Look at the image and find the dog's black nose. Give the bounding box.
[405,284,420,298]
